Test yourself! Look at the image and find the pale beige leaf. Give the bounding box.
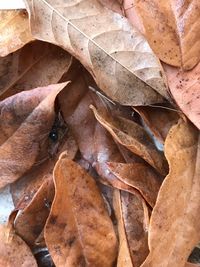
[141,119,200,267]
[45,154,118,267]
[0,10,33,57]
[24,0,170,104]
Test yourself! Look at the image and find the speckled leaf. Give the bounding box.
[24,0,170,104]
[45,154,118,267]
[0,10,33,57]
[141,120,200,267]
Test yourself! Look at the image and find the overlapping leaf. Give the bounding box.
[0,10,33,57]
[141,120,200,267]
[24,0,170,104]
[124,0,200,70]
[45,154,118,267]
[0,83,67,188]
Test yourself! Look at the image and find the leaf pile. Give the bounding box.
[0,1,200,267]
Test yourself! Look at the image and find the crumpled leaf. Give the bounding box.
[164,63,200,130]
[0,10,33,57]
[141,119,200,267]
[0,83,67,188]
[114,189,149,267]
[0,41,72,100]
[15,177,54,247]
[124,0,200,70]
[24,0,170,104]
[91,105,168,175]
[0,224,37,266]
[133,106,180,143]
[107,162,161,207]
[45,154,118,267]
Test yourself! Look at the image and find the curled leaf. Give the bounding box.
[0,83,67,188]
[91,105,168,175]
[141,120,200,267]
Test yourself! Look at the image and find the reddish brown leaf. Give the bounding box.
[133,106,180,143]
[0,83,67,188]
[107,162,161,207]
[91,105,168,175]
[45,154,118,267]
[114,189,149,267]
[15,177,54,247]
[0,41,72,100]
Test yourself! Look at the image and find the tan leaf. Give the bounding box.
[141,119,200,267]
[15,177,54,247]
[107,162,161,207]
[0,41,72,100]
[0,83,67,188]
[44,154,118,267]
[124,0,200,70]
[0,10,33,57]
[24,0,170,104]
[0,224,37,267]
[164,62,200,130]
[91,105,168,175]
[133,106,180,143]
[113,189,149,267]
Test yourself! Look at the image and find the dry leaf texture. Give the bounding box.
[25,0,170,104]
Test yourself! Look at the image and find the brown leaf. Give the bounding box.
[0,224,37,266]
[133,106,180,143]
[0,10,33,57]
[14,177,54,247]
[164,62,200,130]
[11,131,78,209]
[91,105,168,175]
[0,41,72,100]
[45,154,118,267]
[0,83,67,188]
[24,0,170,104]
[113,189,149,267]
[141,119,200,267]
[124,0,200,70]
[107,162,161,207]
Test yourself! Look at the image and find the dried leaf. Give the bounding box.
[0,83,67,188]
[164,63,200,130]
[0,41,72,100]
[15,177,54,247]
[107,162,161,207]
[114,189,149,267]
[141,119,200,267]
[133,106,180,143]
[124,0,200,70]
[45,154,118,267]
[0,224,37,266]
[24,0,170,104]
[91,105,168,175]
[0,10,33,57]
